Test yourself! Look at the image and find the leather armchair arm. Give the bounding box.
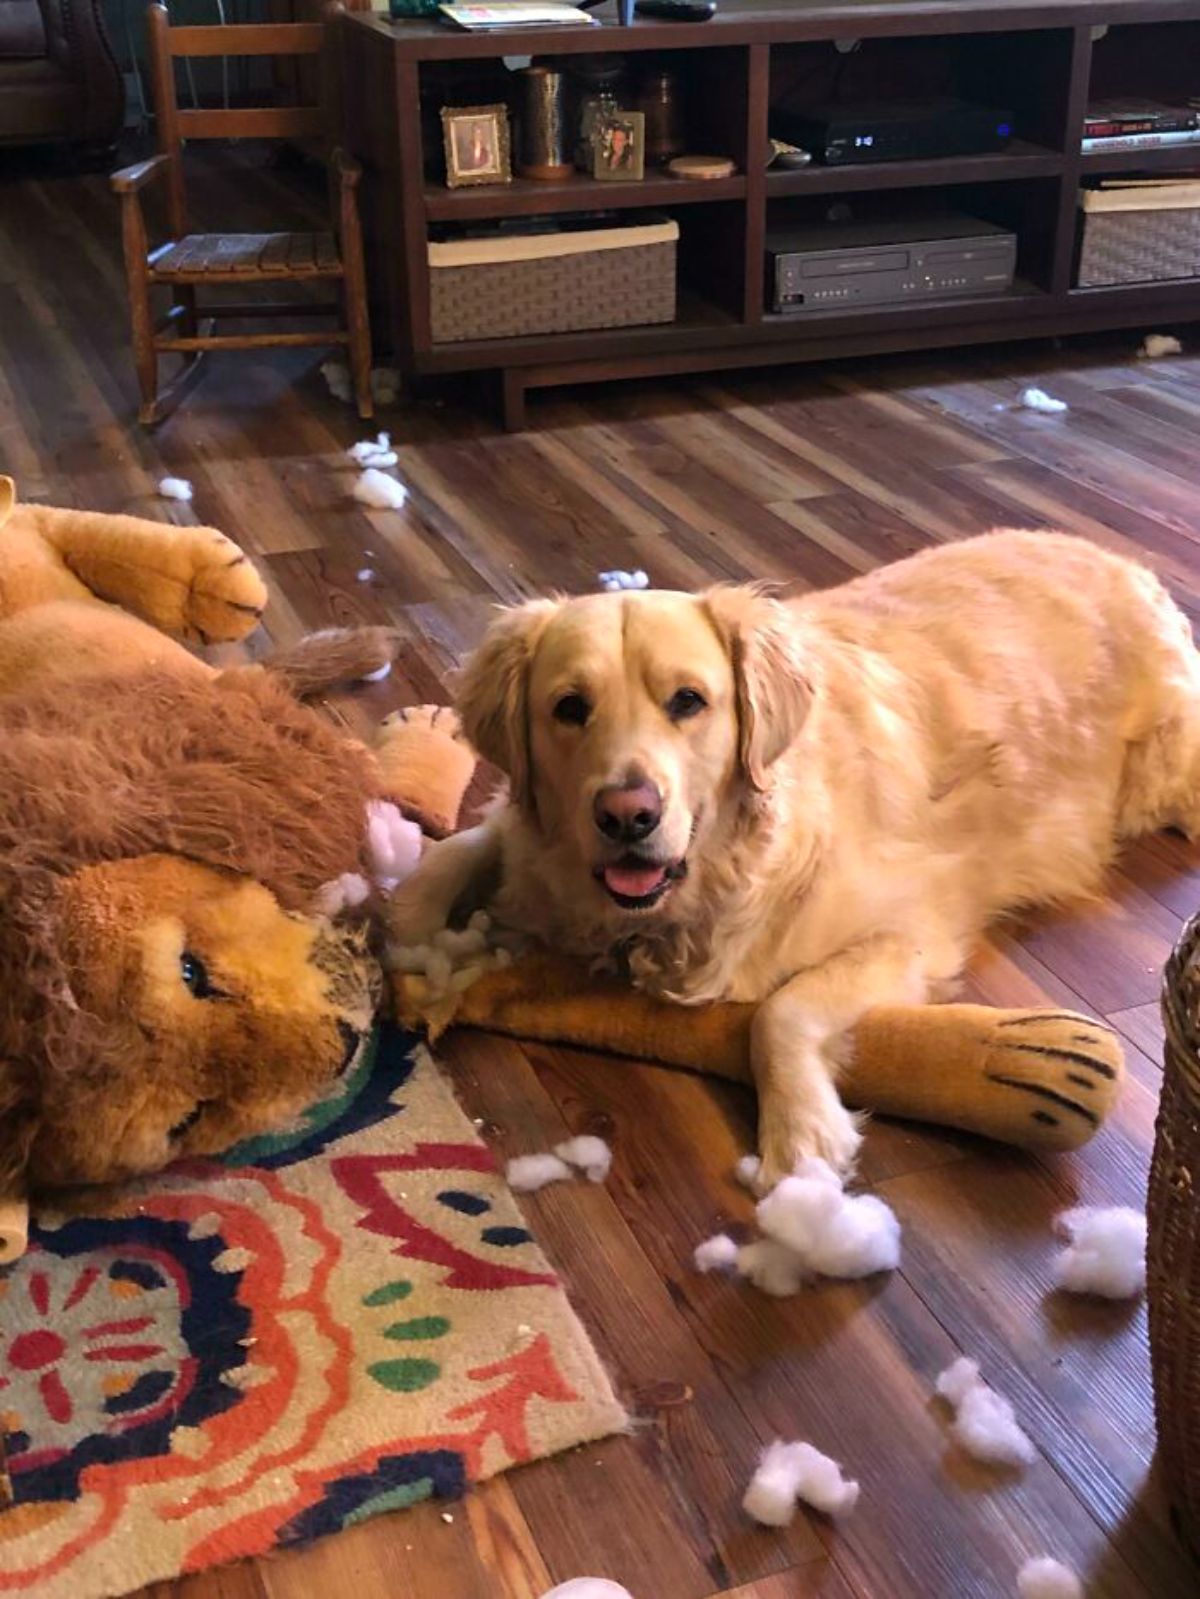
[37,0,124,143]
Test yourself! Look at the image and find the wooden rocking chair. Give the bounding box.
[111,3,372,425]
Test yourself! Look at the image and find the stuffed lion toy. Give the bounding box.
[0,476,472,1252]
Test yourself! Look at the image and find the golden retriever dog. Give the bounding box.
[391,531,1200,1189]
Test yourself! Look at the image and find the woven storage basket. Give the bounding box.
[1078,199,1200,287]
[429,217,678,344]
[1151,910,1200,1560]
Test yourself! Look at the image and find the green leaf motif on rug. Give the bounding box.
[368,1358,442,1392]
[384,1316,450,1341]
[344,1477,435,1527]
[363,1279,414,1307]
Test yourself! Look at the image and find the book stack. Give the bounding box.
[437,3,597,27]
[1082,100,1200,153]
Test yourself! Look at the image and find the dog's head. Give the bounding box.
[457,587,813,924]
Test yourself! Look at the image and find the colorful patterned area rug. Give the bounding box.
[0,1025,625,1599]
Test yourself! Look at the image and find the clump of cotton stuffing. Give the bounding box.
[1138,333,1181,360]
[598,569,648,591]
[1017,1556,1083,1598]
[554,1135,612,1183]
[1052,1206,1145,1299]
[755,1157,901,1279]
[157,477,193,501]
[320,359,353,403]
[1020,386,1068,414]
[734,1238,805,1298]
[348,432,397,468]
[935,1356,1036,1468]
[506,1153,573,1192]
[743,1439,859,1526]
[386,907,526,1000]
[353,468,407,510]
[693,1234,739,1273]
[734,1154,761,1189]
[538,1581,634,1599]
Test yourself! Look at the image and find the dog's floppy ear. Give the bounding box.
[456,600,557,810]
[704,585,815,791]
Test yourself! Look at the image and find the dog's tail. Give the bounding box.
[263,627,398,699]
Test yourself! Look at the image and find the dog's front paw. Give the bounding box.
[756,1102,864,1194]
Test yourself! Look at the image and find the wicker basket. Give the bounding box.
[1151,911,1200,1561]
[1078,194,1200,287]
[428,216,678,344]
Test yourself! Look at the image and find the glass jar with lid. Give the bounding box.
[570,57,629,172]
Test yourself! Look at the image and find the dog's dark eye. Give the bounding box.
[169,1103,205,1141]
[180,952,215,999]
[667,688,707,721]
[553,692,591,727]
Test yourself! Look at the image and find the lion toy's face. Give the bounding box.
[23,855,380,1187]
[0,663,389,1195]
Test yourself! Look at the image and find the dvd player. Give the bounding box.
[772,97,1014,165]
[767,215,1017,315]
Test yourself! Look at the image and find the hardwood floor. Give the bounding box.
[4,145,1200,1599]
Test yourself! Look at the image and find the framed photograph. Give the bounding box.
[592,109,645,182]
[441,104,512,189]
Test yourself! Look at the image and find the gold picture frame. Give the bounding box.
[441,104,512,189]
[593,109,645,182]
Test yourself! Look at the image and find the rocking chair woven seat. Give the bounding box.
[152,231,342,279]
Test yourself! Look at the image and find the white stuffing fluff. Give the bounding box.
[693,1233,739,1273]
[321,359,353,403]
[598,569,649,591]
[389,942,433,975]
[554,1135,612,1183]
[734,1153,761,1190]
[1053,1205,1146,1299]
[434,925,489,959]
[935,1357,1036,1467]
[538,1581,633,1599]
[387,907,527,1000]
[349,432,398,469]
[157,477,193,501]
[1019,386,1068,414]
[743,1439,859,1527]
[314,872,372,917]
[371,366,400,405]
[365,801,423,886]
[1017,1556,1083,1598]
[353,468,408,510]
[357,567,376,583]
[755,1158,901,1280]
[506,1153,573,1192]
[424,948,452,991]
[735,1238,806,1298]
[1138,333,1182,359]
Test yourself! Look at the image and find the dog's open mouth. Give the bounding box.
[595,855,688,911]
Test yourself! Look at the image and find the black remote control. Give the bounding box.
[634,0,717,20]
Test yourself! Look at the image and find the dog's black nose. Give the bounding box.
[594,779,662,843]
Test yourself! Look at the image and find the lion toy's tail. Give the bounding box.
[264,627,398,698]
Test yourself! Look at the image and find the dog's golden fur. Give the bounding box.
[392,530,1200,1187]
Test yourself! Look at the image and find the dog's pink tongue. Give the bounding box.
[603,862,667,899]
